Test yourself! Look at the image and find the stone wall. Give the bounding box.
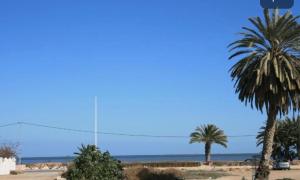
[0,158,16,175]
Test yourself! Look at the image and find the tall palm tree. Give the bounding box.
[190,124,227,163]
[229,9,300,179]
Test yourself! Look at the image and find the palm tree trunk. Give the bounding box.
[205,142,211,163]
[256,105,277,180]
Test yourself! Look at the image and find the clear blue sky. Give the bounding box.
[0,0,299,157]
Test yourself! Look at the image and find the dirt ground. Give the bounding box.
[175,165,300,180]
[0,166,299,180]
[0,171,63,180]
[218,169,300,180]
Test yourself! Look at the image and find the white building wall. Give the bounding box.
[0,158,16,175]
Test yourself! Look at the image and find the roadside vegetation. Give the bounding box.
[0,144,17,158]
[63,145,124,180]
[124,166,229,180]
[124,167,183,180]
[257,117,300,161]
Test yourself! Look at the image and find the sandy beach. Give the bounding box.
[1,165,299,180]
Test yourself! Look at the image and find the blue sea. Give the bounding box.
[20,153,258,164]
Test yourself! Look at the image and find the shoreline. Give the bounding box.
[19,153,259,164]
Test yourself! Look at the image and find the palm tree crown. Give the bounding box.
[190,124,227,147]
[229,9,300,115]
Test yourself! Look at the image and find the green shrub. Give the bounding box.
[63,145,124,180]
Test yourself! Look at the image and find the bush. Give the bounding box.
[0,144,17,158]
[63,145,124,180]
[10,170,22,175]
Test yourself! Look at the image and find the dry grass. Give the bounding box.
[124,166,183,180]
[124,166,231,180]
[183,169,230,179]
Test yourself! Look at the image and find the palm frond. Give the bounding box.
[229,9,300,115]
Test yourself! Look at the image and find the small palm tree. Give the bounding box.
[257,118,297,161]
[190,124,228,163]
[229,9,300,179]
[297,117,300,159]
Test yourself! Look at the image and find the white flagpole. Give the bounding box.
[94,96,98,148]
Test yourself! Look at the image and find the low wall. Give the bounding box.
[124,161,202,168]
[0,158,16,175]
